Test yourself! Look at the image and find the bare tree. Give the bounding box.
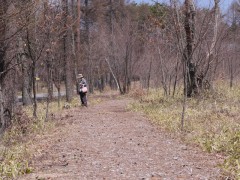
[62,0,73,102]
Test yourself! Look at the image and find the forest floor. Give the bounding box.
[18,94,224,180]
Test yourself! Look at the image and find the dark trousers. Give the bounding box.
[79,92,87,106]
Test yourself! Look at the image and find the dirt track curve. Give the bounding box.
[19,96,223,180]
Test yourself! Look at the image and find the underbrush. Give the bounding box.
[0,96,84,179]
[129,85,240,179]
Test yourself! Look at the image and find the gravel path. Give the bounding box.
[19,97,223,180]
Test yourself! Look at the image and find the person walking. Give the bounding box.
[77,74,88,107]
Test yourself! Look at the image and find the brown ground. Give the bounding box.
[18,95,223,180]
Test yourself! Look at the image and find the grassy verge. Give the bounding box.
[129,85,240,179]
[0,95,95,179]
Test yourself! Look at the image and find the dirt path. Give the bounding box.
[19,97,223,180]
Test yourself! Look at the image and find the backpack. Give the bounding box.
[78,81,88,93]
[81,86,88,93]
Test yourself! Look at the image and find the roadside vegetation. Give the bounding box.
[129,83,240,179]
[0,97,84,179]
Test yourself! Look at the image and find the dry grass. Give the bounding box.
[129,84,240,179]
[0,95,89,179]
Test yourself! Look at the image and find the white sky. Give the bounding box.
[132,0,234,13]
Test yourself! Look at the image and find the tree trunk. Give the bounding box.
[25,23,38,117]
[62,0,73,102]
[158,42,168,95]
[184,0,197,97]
[19,37,32,105]
[71,0,79,93]
[100,75,105,92]
[0,1,6,132]
[173,59,179,97]
[105,58,120,91]
[0,83,4,133]
[45,51,53,121]
[147,60,152,91]
[123,43,132,94]
[228,58,234,88]
[32,60,37,118]
[204,0,220,84]
[84,0,94,93]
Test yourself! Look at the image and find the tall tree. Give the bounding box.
[62,0,73,102]
[0,0,7,132]
[184,0,197,97]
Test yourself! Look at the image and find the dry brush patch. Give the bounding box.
[129,85,240,179]
[0,96,87,179]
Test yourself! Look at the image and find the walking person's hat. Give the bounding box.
[77,74,83,79]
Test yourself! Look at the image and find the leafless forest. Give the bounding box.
[0,0,239,132]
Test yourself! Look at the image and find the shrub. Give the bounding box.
[129,85,240,179]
